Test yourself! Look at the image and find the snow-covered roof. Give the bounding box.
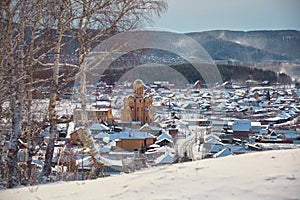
[109,132,129,141]
[109,128,155,141]
[90,123,110,131]
[245,79,257,83]
[210,143,225,153]
[150,126,161,131]
[227,145,247,154]
[149,144,160,148]
[95,101,110,107]
[277,112,291,119]
[155,154,176,164]
[213,148,232,158]
[139,123,161,132]
[244,97,257,103]
[291,107,299,113]
[76,155,122,169]
[156,132,173,142]
[204,134,222,144]
[264,116,283,122]
[252,107,264,112]
[31,159,44,168]
[139,123,150,130]
[75,126,85,131]
[289,110,296,116]
[250,86,272,92]
[57,123,67,131]
[67,121,75,137]
[232,120,251,132]
[251,122,261,127]
[99,147,111,153]
[260,129,268,135]
[93,132,109,139]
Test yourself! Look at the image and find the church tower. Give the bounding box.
[121,79,154,125]
[133,79,144,96]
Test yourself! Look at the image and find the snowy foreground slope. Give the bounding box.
[1,149,300,200]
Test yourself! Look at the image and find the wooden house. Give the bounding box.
[232,120,252,139]
[111,129,155,151]
[69,127,86,145]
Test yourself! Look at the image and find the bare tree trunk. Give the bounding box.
[39,31,63,182]
[0,2,8,187]
[2,0,167,186]
[7,95,20,188]
[25,84,35,185]
[25,37,34,185]
[39,5,66,180]
[5,0,17,188]
[6,0,26,187]
[7,84,25,188]
[79,65,88,127]
[24,16,43,184]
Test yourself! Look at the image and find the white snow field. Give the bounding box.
[1,149,300,200]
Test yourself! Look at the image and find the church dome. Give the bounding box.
[133,79,144,96]
[133,79,144,87]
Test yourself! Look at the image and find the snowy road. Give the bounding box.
[178,134,196,161]
[177,126,208,161]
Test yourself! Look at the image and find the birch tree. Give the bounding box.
[0,0,58,187]
[39,0,167,181]
[0,0,27,188]
[1,0,167,186]
[23,0,55,184]
[38,0,75,182]
[71,0,167,127]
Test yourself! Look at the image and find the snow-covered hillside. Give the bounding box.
[1,149,300,200]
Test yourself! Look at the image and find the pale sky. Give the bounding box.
[153,0,300,33]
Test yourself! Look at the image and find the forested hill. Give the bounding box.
[33,30,298,86]
[104,30,300,80]
[52,29,300,64]
[186,30,300,62]
[100,63,292,85]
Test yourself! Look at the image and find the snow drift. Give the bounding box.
[1,149,300,200]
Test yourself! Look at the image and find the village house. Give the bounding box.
[68,127,86,146]
[167,122,179,142]
[73,108,114,126]
[108,128,156,152]
[231,120,252,139]
[139,123,161,136]
[73,96,114,126]
[89,123,110,135]
[155,131,173,147]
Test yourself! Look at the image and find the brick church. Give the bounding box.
[121,79,154,125]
